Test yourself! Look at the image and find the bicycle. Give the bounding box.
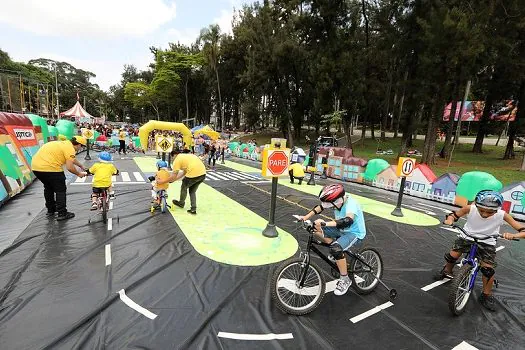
[270,215,397,315]
[150,189,170,214]
[447,224,519,316]
[85,172,114,224]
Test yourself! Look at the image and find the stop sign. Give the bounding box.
[267,150,288,175]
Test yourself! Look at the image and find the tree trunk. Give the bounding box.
[394,70,408,138]
[382,63,394,141]
[185,77,189,120]
[287,117,294,148]
[440,99,457,158]
[504,80,525,159]
[390,91,398,130]
[215,68,223,131]
[413,104,424,139]
[421,98,441,165]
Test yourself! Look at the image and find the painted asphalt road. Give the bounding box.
[0,155,523,349]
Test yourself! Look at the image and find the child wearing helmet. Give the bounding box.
[438,189,525,311]
[148,160,171,207]
[299,183,366,296]
[87,152,119,210]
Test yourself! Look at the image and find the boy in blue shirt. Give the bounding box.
[299,183,366,296]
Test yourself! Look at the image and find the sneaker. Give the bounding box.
[334,276,352,296]
[56,212,75,221]
[46,211,56,218]
[91,203,98,211]
[479,292,496,312]
[433,267,453,281]
[187,209,197,215]
[172,200,184,208]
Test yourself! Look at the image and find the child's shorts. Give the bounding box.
[92,187,109,194]
[452,238,496,266]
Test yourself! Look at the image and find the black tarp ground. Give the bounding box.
[0,156,524,349]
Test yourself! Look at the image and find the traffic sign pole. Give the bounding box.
[262,177,279,238]
[84,139,91,160]
[391,176,406,217]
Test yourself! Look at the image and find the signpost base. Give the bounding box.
[390,176,406,217]
[262,223,279,238]
[84,140,91,160]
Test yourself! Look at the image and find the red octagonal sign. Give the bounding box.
[267,150,288,175]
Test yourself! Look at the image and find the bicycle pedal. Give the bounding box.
[494,279,499,288]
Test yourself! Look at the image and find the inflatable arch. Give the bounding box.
[138,121,193,151]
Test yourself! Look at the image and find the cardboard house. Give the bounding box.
[404,164,437,197]
[431,173,460,199]
[375,165,400,190]
[500,182,525,221]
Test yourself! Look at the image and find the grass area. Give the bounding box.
[235,131,525,186]
[234,130,345,149]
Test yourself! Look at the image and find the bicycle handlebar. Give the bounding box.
[450,224,519,241]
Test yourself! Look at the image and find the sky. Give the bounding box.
[0,0,256,91]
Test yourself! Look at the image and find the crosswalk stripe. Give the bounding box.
[223,172,245,180]
[234,172,259,180]
[75,175,87,183]
[122,172,131,182]
[111,175,116,182]
[209,172,230,180]
[133,172,145,182]
[206,173,220,181]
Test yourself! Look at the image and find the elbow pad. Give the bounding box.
[312,206,324,215]
[335,217,353,230]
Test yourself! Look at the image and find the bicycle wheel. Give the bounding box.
[160,195,167,213]
[101,194,108,224]
[270,257,326,315]
[350,247,383,294]
[448,264,473,316]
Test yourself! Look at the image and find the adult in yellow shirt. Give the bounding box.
[31,136,87,221]
[118,129,127,155]
[289,162,306,185]
[157,150,206,215]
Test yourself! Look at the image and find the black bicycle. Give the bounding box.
[270,216,397,315]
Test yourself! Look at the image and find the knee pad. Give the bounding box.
[329,242,345,260]
[480,266,495,279]
[444,253,457,264]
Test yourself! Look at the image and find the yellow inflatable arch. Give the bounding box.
[138,120,193,151]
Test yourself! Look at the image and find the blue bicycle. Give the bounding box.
[150,189,170,214]
[448,225,519,315]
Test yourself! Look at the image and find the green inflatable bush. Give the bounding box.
[56,120,76,140]
[25,114,50,143]
[363,159,390,181]
[456,171,503,201]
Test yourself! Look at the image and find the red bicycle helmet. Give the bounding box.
[319,184,345,205]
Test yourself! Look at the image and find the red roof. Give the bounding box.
[416,164,437,183]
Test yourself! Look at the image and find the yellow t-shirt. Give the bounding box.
[32,141,76,172]
[119,131,126,140]
[89,162,118,188]
[155,169,170,190]
[172,153,206,178]
[288,162,305,177]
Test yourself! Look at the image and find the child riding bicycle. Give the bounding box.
[299,183,366,296]
[87,152,119,210]
[148,160,171,209]
[437,190,525,311]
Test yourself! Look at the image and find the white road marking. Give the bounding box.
[452,341,479,350]
[107,218,112,231]
[133,172,145,182]
[111,175,116,182]
[421,278,451,291]
[217,332,293,340]
[118,289,158,320]
[210,172,232,180]
[418,202,451,213]
[241,180,269,184]
[75,176,87,183]
[496,246,505,252]
[350,301,394,323]
[121,172,131,182]
[205,173,221,181]
[109,201,113,210]
[105,244,111,266]
[441,226,460,233]
[403,204,436,216]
